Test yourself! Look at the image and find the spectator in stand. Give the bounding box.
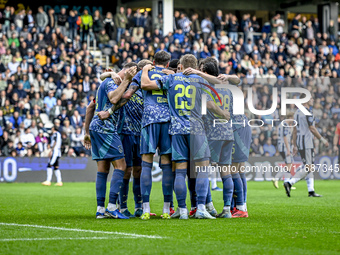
[67,10,78,41]
[115,7,127,43]
[201,16,212,43]
[70,126,84,155]
[57,8,68,37]
[92,10,104,37]
[80,9,93,43]
[228,15,239,42]
[36,6,48,34]
[44,91,57,114]
[98,29,110,50]
[213,10,224,38]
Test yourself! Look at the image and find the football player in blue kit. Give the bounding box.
[83,63,137,219]
[184,59,248,218]
[97,53,174,220]
[141,54,214,219]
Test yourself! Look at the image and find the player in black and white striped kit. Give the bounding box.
[284,96,329,197]
[272,114,294,189]
[42,126,63,186]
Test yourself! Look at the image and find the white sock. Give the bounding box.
[244,203,247,212]
[107,203,117,211]
[289,166,309,186]
[236,204,246,211]
[223,206,231,211]
[163,202,170,214]
[143,202,150,213]
[306,178,314,192]
[54,169,62,183]
[179,207,188,215]
[46,167,53,182]
[97,206,105,213]
[120,208,127,212]
[197,204,205,211]
[211,178,217,189]
[191,207,197,211]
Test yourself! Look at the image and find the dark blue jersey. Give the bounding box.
[131,66,170,128]
[89,78,119,134]
[117,86,143,136]
[204,86,234,141]
[157,73,208,135]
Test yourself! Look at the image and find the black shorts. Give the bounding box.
[47,152,60,168]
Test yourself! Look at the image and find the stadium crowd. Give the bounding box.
[0,6,338,158]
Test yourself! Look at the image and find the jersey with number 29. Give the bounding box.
[157,73,207,135]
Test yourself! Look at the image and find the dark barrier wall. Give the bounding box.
[0,156,339,183]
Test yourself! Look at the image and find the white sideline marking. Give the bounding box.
[0,237,124,242]
[0,223,162,239]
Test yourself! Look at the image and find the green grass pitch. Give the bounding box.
[1,181,339,255]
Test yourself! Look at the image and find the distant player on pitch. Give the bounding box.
[42,126,63,187]
[272,114,294,189]
[284,95,329,197]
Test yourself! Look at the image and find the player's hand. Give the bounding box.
[143,64,153,71]
[124,66,137,81]
[293,146,298,156]
[183,67,199,76]
[324,140,329,148]
[223,110,230,120]
[83,134,92,150]
[97,111,111,120]
[111,73,122,85]
[286,150,291,157]
[162,69,175,75]
[333,145,338,153]
[217,74,229,82]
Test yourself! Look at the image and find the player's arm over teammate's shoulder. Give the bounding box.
[107,66,137,105]
[100,69,122,84]
[97,83,140,121]
[140,64,160,90]
[183,68,240,85]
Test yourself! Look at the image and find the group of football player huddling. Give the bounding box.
[83,51,253,220]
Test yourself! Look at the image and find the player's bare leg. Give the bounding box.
[273,162,293,189]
